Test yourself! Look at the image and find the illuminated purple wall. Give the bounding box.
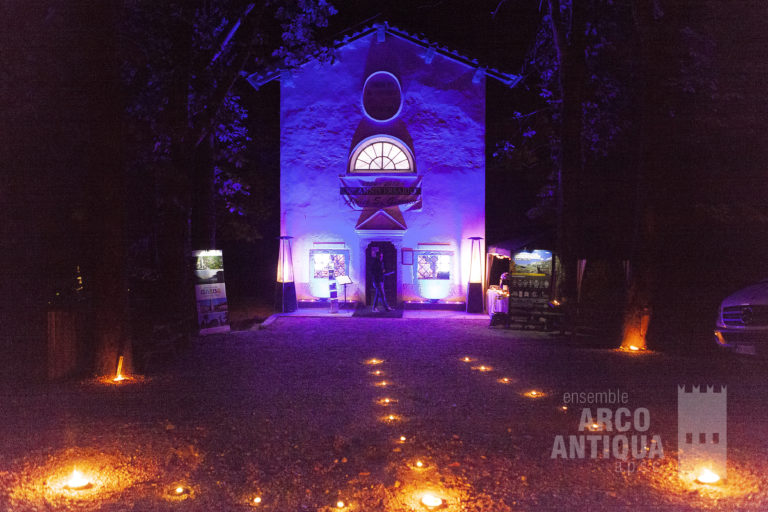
[280,28,485,303]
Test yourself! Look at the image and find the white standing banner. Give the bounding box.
[192,250,230,335]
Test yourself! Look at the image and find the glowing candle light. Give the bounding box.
[461,357,472,363]
[629,345,640,351]
[696,468,721,484]
[472,365,492,372]
[399,436,407,442]
[524,390,544,398]
[421,492,443,508]
[588,422,603,432]
[113,355,126,382]
[560,405,568,411]
[64,469,92,490]
[175,486,185,494]
[366,358,383,365]
[253,496,262,505]
[336,500,345,508]
[375,380,389,387]
[416,460,424,468]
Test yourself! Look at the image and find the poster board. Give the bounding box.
[508,250,552,301]
[192,250,230,335]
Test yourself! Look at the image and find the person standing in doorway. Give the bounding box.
[371,250,394,312]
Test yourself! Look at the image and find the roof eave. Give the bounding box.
[246,22,521,90]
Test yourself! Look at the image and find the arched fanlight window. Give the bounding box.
[349,136,414,173]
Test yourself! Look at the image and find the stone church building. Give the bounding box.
[248,23,519,308]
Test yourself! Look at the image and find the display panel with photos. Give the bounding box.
[509,249,552,300]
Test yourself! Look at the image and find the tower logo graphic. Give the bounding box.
[677,385,727,481]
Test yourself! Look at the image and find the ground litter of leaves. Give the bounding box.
[1,317,767,511]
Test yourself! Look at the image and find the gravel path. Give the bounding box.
[1,317,766,511]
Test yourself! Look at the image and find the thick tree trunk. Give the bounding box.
[547,0,587,302]
[621,1,663,350]
[79,2,133,375]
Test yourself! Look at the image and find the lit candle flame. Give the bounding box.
[696,468,721,484]
[629,345,640,351]
[336,500,345,508]
[421,493,443,508]
[462,357,471,362]
[175,486,185,494]
[113,355,126,381]
[399,435,407,442]
[366,358,383,365]
[253,496,262,504]
[65,469,91,490]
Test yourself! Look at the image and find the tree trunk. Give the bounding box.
[547,0,587,303]
[192,133,217,250]
[621,0,663,350]
[79,2,133,375]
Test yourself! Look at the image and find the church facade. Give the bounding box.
[249,23,519,307]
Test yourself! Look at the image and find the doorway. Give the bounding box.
[365,241,397,306]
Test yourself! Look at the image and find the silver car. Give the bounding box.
[714,279,768,356]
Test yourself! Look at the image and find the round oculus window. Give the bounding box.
[362,71,402,122]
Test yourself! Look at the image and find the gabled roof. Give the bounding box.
[246,21,521,90]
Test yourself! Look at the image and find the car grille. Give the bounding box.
[720,330,768,344]
[722,305,768,327]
